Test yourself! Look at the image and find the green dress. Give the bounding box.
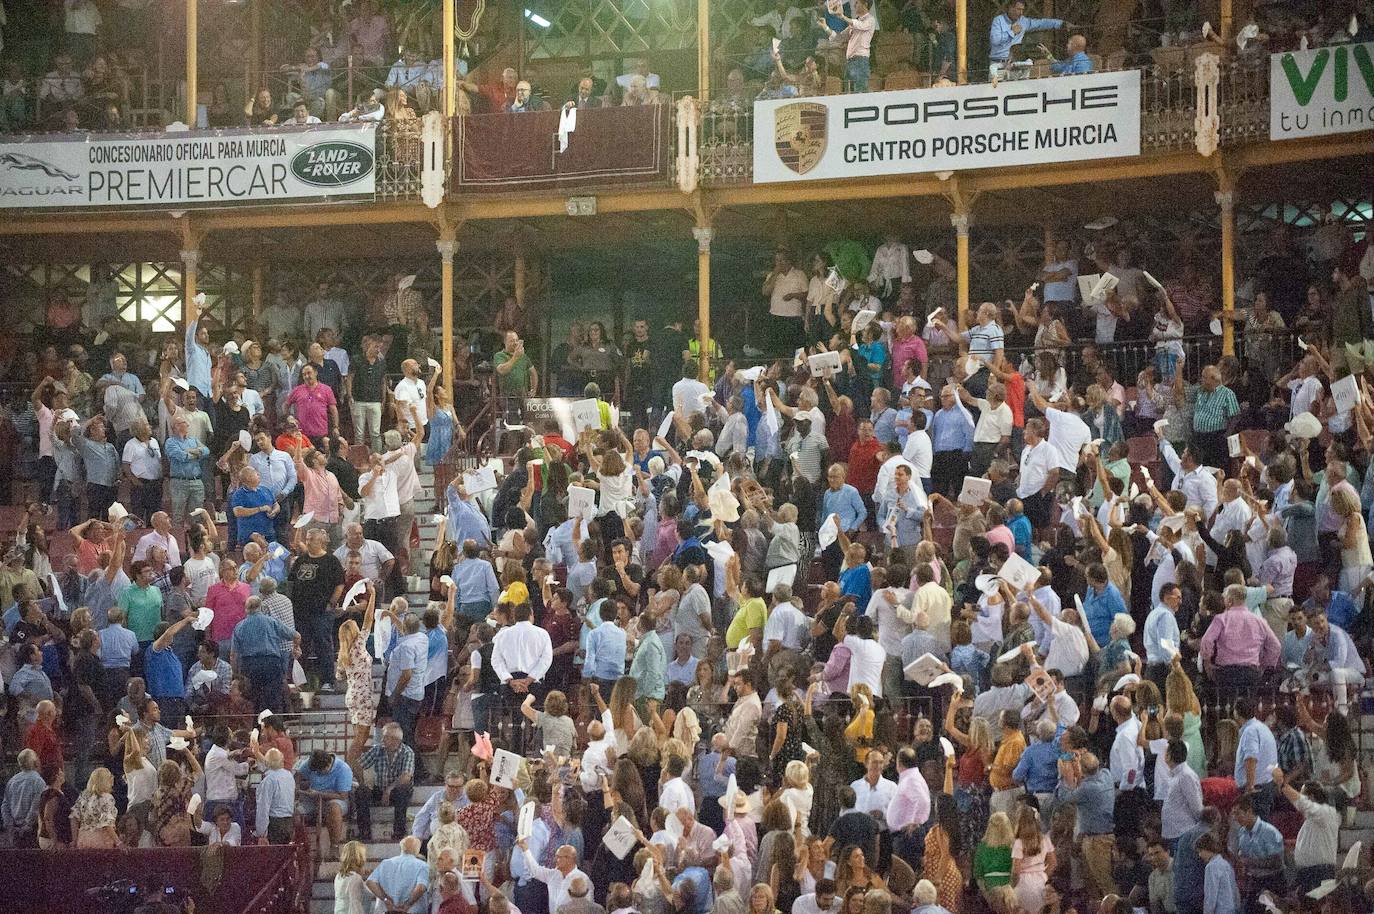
[1183,712,1206,778]
[973,841,1013,891]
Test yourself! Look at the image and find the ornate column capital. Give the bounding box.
[692,226,714,253]
[950,212,971,236]
[1214,190,1235,213]
[436,239,458,261]
[180,248,201,267]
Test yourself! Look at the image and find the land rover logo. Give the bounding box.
[290,141,374,187]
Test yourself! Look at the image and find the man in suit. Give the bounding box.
[569,76,602,109]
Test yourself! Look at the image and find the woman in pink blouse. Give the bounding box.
[204,559,250,651]
[292,443,350,548]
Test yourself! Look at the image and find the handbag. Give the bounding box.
[416,714,445,752]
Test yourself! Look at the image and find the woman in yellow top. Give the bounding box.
[989,709,1027,815]
[843,684,875,764]
[724,554,769,649]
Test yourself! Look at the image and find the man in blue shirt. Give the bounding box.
[248,431,297,542]
[1303,576,1358,631]
[1143,583,1183,690]
[1012,718,1060,806]
[1082,563,1127,646]
[296,749,353,852]
[928,386,972,496]
[1234,696,1278,817]
[583,601,627,693]
[1050,34,1093,74]
[1228,795,1285,907]
[230,466,278,543]
[163,415,206,526]
[366,835,430,913]
[819,463,866,578]
[989,1,1065,75]
[184,289,213,397]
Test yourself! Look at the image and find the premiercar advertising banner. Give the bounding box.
[0,123,378,209]
[1270,41,1374,140]
[752,70,1141,183]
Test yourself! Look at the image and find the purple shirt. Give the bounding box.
[890,333,928,388]
[886,765,931,831]
[1200,606,1281,670]
[285,382,337,437]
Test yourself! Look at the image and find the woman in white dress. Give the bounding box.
[334,840,371,914]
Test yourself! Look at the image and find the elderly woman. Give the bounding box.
[72,766,120,848]
[151,754,200,846]
[426,801,470,875]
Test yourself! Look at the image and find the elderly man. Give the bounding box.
[517,838,589,914]
[335,522,395,589]
[134,509,182,567]
[368,835,430,914]
[928,385,973,496]
[230,466,279,545]
[1189,365,1239,468]
[231,595,300,713]
[988,0,1065,78]
[2,749,45,848]
[256,747,296,845]
[381,425,423,561]
[385,613,430,758]
[162,414,208,526]
[121,418,164,521]
[493,330,538,399]
[355,722,415,842]
[1200,584,1281,692]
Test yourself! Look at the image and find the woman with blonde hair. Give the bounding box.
[336,581,378,763]
[945,693,994,851]
[749,882,782,914]
[72,766,119,848]
[334,839,371,914]
[1164,653,1205,776]
[121,724,157,837]
[973,811,1014,898]
[844,683,876,768]
[426,802,470,875]
[779,760,814,836]
[1335,487,1372,594]
[1010,806,1055,914]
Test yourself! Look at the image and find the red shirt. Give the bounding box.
[847,436,882,495]
[26,721,63,774]
[827,411,857,463]
[542,609,578,681]
[480,83,516,113]
[544,435,577,462]
[1002,371,1026,428]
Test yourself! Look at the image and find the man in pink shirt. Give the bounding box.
[285,365,339,440]
[889,316,928,390]
[819,0,876,91]
[886,746,931,863]
[1199,584,1282,692]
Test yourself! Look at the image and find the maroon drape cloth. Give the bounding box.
[0,846,302,914]
[453,104,669,192]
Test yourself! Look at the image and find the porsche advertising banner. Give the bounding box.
[752,70,1141,183]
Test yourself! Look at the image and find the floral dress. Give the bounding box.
[73,790,118,848]
[344,637,376,728]
[770,700,806,786]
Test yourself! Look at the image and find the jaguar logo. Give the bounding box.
[0,151,79,181]
[774,102,828,175]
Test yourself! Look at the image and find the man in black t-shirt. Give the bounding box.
[288,528,345,691]
[348,336,388,452]
[70,628,105,784]
[624,319,655,426]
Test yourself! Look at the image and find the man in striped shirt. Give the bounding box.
[1190,365,1238,468]
[938,303,1005,398]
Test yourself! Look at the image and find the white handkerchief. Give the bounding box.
[341,579,368,611]
[940,736,955,757]
[913,249,934,265]
[1209,318,1223,335]
[997,553,1041,593]
[293,512,315,529]
[1228,434,1241,457]
[998,641,1034,664]
[817,514,839,550]
[188,793,202,816]
[567,485,596,519]
[766,564,798,593]
[558,104,577,153]
[192,607,214,631]
[904,653,946,685]
[397,274,417,290]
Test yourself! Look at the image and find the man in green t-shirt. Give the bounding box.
[493,331,538,398]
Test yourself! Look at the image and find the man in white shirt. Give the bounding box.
[515,839,589,914]
[492,604,553,752]
[392,360,429,429]
[793,882,842,914]
[1030,593,1088,678]
[1108,695,1144,791]
[763,248,809,347]
[671,364,713,418]
[1208,480,1252,567]
[1158,437,1219,519]
[1273,767,1339,890]
[762,588,809,656]
[134,512,182,566]
[722,673,762,759]
[849,750,897,821]
[834,607,885,697]
[334,522,395,584]
[901,416,933,490]
[1017,418,1060,528]
[658,755,696,816]
[358,453,401,534]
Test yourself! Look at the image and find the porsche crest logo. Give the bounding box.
[774,102,828,175]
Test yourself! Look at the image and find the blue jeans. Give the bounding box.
[846,56,871,92]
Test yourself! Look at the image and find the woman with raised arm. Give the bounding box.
[336,581,378,763]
